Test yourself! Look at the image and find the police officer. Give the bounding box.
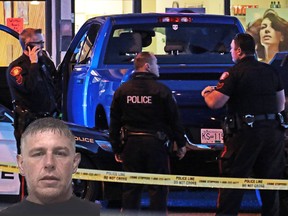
[201,33,286,216]
[6,28,59,154]
[6,28,59,200]
[109,52,186,215]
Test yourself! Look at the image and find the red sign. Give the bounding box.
[6,18,24,33]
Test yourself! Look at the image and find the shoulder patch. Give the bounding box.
[10,66,23,85]
[220,72,229,80]
[10,66,22,77]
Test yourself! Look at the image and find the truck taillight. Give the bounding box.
[159,16,192,23]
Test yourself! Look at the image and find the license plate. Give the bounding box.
[201,128,223,144]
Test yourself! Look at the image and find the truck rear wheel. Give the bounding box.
[72,155,101,201]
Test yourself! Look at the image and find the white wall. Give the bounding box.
[123,0,133,14]
[142,0,156,13]
[156,0,224,14]
[75,0,125,32]
[75,0,123,14]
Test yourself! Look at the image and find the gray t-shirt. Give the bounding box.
[0,196,100,216]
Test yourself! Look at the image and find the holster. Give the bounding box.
[120,127,172,152]
[13,105,36,135]
[120,127,128,146]
[222,115,243,138]
[164,139,174,154]
[223,116,236,135]
[156,131,172,153]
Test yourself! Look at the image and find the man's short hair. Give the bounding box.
[20,117,76,152]
[134,52,154,70]
[19,28,42,50]
[233,33,255,55]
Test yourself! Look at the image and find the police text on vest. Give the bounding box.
[127,96,152,104]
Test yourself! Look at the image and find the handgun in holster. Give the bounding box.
[222,116,236,135]
[13,103,36,134]
[120,127,128,147]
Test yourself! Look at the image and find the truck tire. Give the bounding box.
[72,155,101,201]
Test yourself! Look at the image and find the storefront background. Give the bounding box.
[0,0,288,64]
[74,0,288,33]
[231,0,288,26]
[0,1,45,66]
[0,1,45,31]
[74,0,226,33]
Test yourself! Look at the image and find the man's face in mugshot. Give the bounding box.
[17,130,80,204]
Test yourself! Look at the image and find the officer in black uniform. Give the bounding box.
[6,28,59,200]
[6,28,59,154]
[109,52,186,215]
[201,33,286,216]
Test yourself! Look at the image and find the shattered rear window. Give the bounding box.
[104,23,239,65]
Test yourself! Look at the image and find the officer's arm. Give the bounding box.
[202,87,229,109]
[277,89,285,112]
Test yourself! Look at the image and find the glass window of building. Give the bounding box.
[0,0,46,64]
[0,1,46,34]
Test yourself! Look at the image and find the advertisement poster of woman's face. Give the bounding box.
[246,8,288,63]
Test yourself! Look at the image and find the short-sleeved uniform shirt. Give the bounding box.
[216,56,283,115]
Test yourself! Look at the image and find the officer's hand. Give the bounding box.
[176,146,186,160]
[114,154,123,163]
[201,86,215,97]
[27,46,41,64]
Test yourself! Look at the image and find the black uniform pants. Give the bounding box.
[121,135,169,215]
[216,120,285,216]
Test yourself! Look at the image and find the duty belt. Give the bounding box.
[126,131,167,141]
[127,131,155,136]
[244,113,277,121]
[242,113,277,127]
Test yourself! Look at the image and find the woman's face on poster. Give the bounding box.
[260,17,283,48]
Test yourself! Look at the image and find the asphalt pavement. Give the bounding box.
[102,188,261,215]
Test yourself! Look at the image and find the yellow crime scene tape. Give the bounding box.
[1,162,288,190]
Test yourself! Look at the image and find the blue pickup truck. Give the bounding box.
[1,13,244,203]
[58,13,244,147]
